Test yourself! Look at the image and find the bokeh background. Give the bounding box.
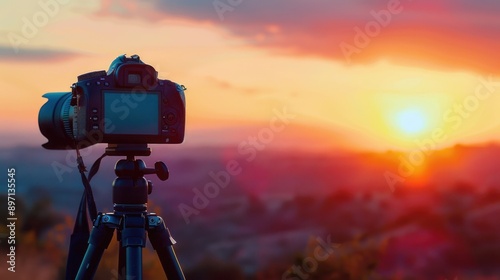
[1,1,500,279]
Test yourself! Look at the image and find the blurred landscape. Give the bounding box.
[1,143,500,280]
[3,1,500,279]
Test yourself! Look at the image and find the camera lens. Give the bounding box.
[38,92,75,149]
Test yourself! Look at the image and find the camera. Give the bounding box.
[38,55,186,150]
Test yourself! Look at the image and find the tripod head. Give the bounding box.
[105,144,169,205]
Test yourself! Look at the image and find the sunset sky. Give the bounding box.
[1,0,500,151]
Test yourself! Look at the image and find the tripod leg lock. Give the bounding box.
[89,213,119,249]
[99,213,121,228]
[147,215,176,249]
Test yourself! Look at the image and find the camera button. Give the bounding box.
[163,113,176,125]
[92,125,99,130]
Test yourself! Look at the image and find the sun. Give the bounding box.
[394,108,428,135]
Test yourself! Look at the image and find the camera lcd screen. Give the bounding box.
[103,91,159,135]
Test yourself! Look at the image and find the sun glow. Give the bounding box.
[395,108,428,135]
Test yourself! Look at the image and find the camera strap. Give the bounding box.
[88,152,107,183]
[66,149,104,279]
[75,148,102,222]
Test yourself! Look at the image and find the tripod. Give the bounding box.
[72,144,186,280]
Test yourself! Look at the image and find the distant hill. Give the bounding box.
[1,143,500,278]
[2,143,500,212]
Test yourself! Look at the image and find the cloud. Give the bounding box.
[91,0,166,21]
[94,0,500,74]
[205,76,261,95]
[0,46,78,62]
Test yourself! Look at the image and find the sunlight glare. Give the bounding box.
[395,109,428,135]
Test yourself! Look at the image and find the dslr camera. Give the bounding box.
[39,55,186,149]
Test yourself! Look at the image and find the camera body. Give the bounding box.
[39,55,186,150]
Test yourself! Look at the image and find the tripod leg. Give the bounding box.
[76,214,116,280]
[118,242,126,279]
[125,246,142,278]
[116,241,144,280]
[147,215,186,280]
[120,214,147,279]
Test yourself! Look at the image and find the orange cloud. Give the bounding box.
[94,0,500,74]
